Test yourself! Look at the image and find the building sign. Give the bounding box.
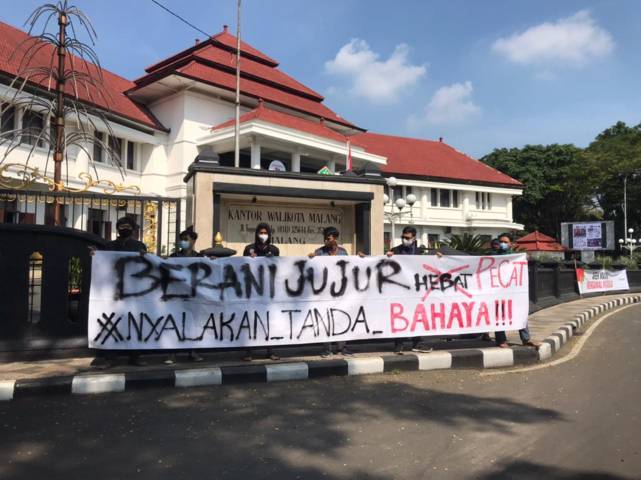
[576,268,629,294]
[225,203,344,245]
[88,252,530,350]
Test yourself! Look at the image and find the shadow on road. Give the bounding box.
[479,460,636,480]
[0,377,566,479]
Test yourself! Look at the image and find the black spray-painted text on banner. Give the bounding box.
[88,252,529,349]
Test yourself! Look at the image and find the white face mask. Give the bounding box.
[258,234,269,243]
[402,238,414,247]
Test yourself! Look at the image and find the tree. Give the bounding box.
[583,121,641,241]
[0,1,122,225]
[442,233,487,254]
[481,144,593,238]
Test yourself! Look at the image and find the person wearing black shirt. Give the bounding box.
[387,226,431,354]
[91,216,147,369]
[243,222,280,258]
[242,223,280,361]
[165,227,204,364]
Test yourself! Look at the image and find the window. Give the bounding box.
[428,233,440,247]
[21,110,45,147]
[431,188,438,206]
[108,135,122,166]
[439,189,450,208]
[404,186,413,196]
[1,103,15,134]
[476,192,492,210]
[93,131,104,163]
[452,190,459,208]
[127,141,136,170]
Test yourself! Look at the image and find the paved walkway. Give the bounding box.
[0,294,634,382]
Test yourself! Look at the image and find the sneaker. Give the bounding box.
[321,350,332,358]
[242,355,253,362]
[164,355,176,365]
[411,347,433,353]
[340,348,354,356]
[189,352,204,362]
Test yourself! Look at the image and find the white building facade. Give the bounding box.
[0,21,522,254]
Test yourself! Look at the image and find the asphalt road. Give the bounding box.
[1,305,640,480]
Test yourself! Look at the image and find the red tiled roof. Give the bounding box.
[194,45,323,100]
[171,60,355,128]
[516,231,565,252]
[144,26,278,72]
[352,132,522,187]
[211,104,363,146]
[133,27,355,129]
[0,21,165,131]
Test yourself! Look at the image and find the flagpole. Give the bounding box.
[234,0,241,168]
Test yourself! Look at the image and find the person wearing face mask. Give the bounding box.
[91,216,147,369]
[164,227,204,365]
[387,227,431,354]
[243,223,280,258]
[242,223,280,361]
[492,233,541,350]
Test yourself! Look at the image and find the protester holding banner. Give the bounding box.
[91,216,148,369]
[309,226,348,257]
[387,226,430,354]
[243,223,280,361]
[308,226,353,357]
[493,233,541,350]
[242,223,280,258]
[165,227,204,364]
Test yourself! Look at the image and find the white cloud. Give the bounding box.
[492,10,614,67]
[409,81,481,127]
[325,39,426,103]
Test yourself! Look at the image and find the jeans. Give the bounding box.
[495,327,531,345]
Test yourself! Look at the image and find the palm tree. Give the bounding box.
[442,233,487,254]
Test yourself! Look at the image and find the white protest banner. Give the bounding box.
[88,252,529,350]
[576,268,629,295]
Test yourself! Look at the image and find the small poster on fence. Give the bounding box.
[576,268,629,295]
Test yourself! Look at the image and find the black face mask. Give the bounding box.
[118,228,133,238]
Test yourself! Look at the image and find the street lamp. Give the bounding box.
[384,176,417,246]
[618,228,640,258]
[623,172,641,235]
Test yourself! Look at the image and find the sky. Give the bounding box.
[2,0,641,158]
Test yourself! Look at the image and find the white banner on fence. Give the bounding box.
[88,252,530,350]
[576,268,629,294]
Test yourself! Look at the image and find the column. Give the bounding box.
[328,156,336,173]
[420,187,428,218]
[507,196,513,221]
[463,193,470,220]
[291,149,301,172]
[250,138,261,169]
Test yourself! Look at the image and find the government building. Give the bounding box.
[0,21,523,256]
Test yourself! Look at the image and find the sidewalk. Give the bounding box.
[1,294,639,400]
